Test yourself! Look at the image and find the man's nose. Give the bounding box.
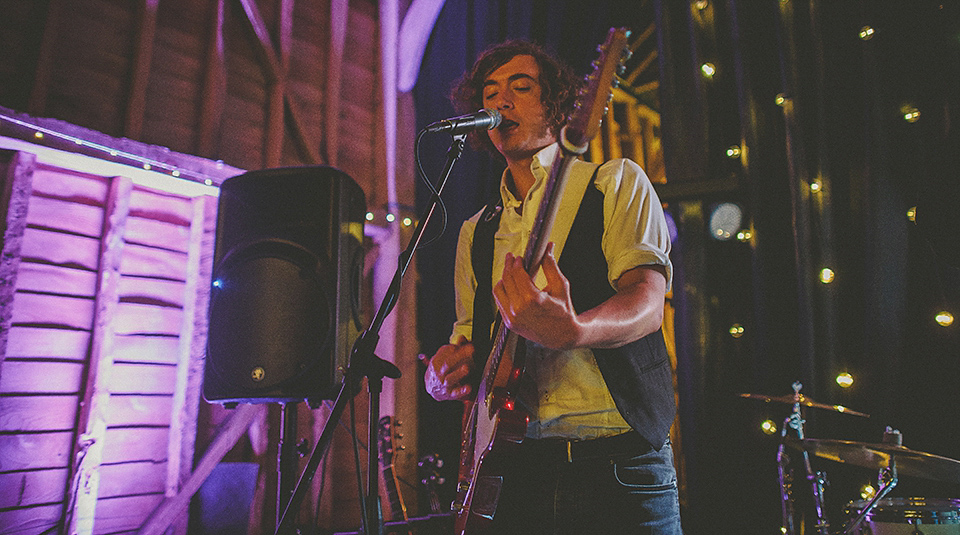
[491,92,512,110]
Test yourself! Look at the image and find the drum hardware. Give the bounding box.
[843,497,960,535]
[738,390,870,418]
[785,434,960,486]
[741,382,960,534]
[772,381,833,535]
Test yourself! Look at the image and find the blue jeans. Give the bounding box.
[487,435,683,534]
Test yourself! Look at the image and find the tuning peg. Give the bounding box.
[437,477,446,485]
[623,49,633,61]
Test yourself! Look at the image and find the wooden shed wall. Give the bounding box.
[0,0,421,532]
[0,140,221,534]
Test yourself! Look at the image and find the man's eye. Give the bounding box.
[484,92,497,100]
[514,85,531,92]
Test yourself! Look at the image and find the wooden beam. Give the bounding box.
[163,196,212,535]
[398,0,447,92]
[0,151,36,366]
[264,0,294,167]
[324,0,350,166]
[197,0,226,158]
[136,404,265,535]
[285,95,323,164]
[125,0,160,139]
[66,175,134,535]
[237,0,281,82]
[27,1,62,115]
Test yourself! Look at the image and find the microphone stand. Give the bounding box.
[276,133,468,535]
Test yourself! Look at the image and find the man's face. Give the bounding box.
[482,54,556,162]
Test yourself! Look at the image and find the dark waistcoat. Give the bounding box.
[470,168,676,450]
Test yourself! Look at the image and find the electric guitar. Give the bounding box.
[451,27,631,534]
[377,416,410,532]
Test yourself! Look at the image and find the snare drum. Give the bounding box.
[846,498,960,535]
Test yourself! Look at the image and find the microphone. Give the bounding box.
[425,109,502,134]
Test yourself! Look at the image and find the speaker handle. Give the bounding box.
[276,134,468,535]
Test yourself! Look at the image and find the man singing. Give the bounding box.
[422,39,682,534]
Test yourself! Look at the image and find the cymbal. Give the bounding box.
[786,438,960,484]
[737,392,870,418]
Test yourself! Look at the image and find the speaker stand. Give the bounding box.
[277,402,298,531]
[275,134,468,535]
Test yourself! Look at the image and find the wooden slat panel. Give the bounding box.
[112,334,179,365]
[5,327,90,359]
[109,362,177,395]
[128,188,194,226]
[106,395,173,427]
[119,244,188,280]
[19,227,101,270]
[98,461,167,498]
[0,395,78,431]
[118,276,185,308]
[94,493,164,533]
[102,427,169,464]
[14,263,98,297]
[0,361,84,394]
[31,166,109,204]
[10,293,95,330]
[0,504,62,535]
[125,217,190,251]
[112,303,183,336]
[0,431,73,470]
[0,468,69,509]
[25,195,105,237]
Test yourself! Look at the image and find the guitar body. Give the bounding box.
[453,331,527,534]
[450,27,630,535]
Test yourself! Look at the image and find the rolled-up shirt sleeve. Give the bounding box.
[595,158,673,292]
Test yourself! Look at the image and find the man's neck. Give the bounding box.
[503,143,552,201]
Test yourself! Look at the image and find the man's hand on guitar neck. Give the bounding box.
[422,335,476,401]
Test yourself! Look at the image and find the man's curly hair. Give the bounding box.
[450,40,580,155]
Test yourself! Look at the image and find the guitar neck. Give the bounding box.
[381,464,408,522]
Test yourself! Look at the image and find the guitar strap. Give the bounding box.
[470,200,502,364]
[469,164,601,364]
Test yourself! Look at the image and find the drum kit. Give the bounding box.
[739,381,960,535]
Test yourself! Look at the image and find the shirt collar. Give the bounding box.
[498,143,560,207]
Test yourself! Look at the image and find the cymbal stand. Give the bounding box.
[777,423,796,535]
[781,381,830,535]
[842,428,901,535]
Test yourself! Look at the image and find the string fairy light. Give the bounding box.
[0,112,227,185]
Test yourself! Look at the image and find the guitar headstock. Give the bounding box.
[417,452,446,514]
[564,27,631,149]
[378,415,400,466]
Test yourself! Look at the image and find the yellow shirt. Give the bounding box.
[450,144,672,439]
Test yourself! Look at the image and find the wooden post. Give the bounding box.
[325,0,349,166]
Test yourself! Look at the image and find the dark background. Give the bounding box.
[412,2,960,534]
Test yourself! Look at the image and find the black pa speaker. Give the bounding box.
[203,166,365,404]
